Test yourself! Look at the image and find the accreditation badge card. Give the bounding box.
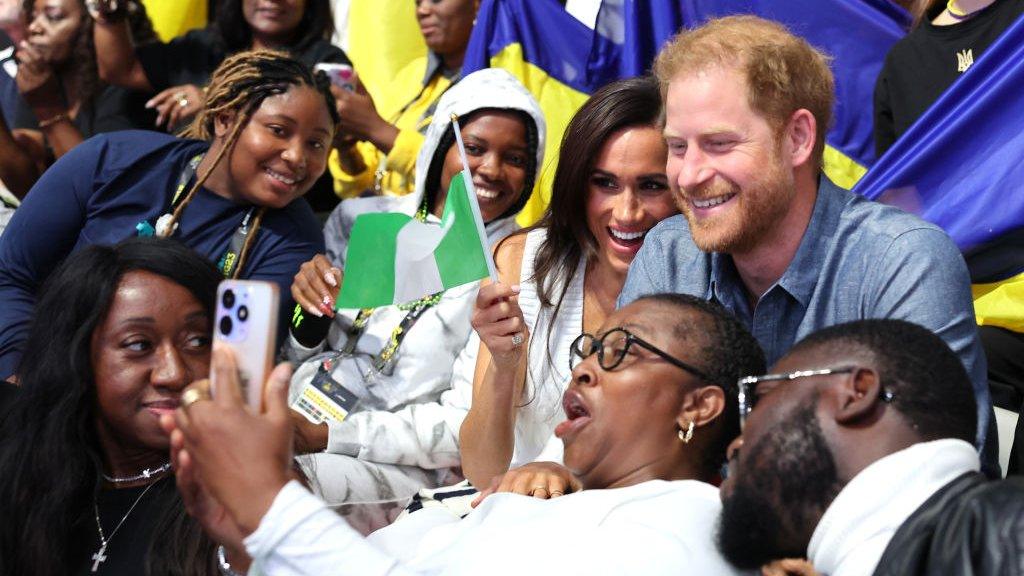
[292,356,360,424]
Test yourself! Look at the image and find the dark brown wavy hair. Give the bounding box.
[497,76,663,396]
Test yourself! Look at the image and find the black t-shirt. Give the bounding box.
[72,476,184,575]
[873,0,1024,155]
[135,27,351,91]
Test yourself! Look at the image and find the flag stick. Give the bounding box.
[451,113,499,282]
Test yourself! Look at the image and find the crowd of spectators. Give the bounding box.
[0,1,1022,575]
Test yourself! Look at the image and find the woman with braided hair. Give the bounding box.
[0,49,338,381]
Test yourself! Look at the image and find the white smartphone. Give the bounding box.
[315,62,356,92]
[212,280,279,410]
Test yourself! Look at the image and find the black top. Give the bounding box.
[135,27,351,91]
[9,83,157,136]
[873,0,1024,155]
[72,476,183,575]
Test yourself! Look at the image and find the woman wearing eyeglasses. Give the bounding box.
[165,293,765,574]
[459,76,680,493]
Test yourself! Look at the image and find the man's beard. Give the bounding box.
[675,145,795,254]
[717,401,842,570]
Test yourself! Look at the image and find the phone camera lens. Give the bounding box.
[219,315,233,336]
[237,305,248,322]
[222,289,236,309]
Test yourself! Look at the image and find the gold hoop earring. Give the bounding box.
[678,421,694,444]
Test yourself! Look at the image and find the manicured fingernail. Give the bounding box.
[324,272,337,287]
[145,100,155,108]
[305,305,323,318]
[510,284,521,293]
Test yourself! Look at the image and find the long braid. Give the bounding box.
[160,49,339,276]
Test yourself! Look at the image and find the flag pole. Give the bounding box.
[451,113,499,282]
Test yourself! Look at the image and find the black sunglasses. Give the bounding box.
[569,328,711,381]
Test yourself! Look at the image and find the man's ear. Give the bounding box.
[833,367,885,425]
[783,109,816,168]
[212,111,237,139]
[678,385,726,431]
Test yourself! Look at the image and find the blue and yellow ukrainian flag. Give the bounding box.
[463,0,598,227]
[856,12,1024,332]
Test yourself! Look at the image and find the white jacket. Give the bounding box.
[284,69,546,469]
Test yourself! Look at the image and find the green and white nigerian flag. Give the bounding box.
[337,170,496,309]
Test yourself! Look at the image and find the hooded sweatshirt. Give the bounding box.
[284,69,546,469]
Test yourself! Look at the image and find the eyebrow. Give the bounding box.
[464,133,527,151]
[263,114,331,137]
[115,310,208,328]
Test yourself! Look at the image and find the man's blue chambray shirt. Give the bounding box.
[619,176,991,451]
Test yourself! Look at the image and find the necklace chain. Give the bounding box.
[101,461,172,484]
[91,479,161,572]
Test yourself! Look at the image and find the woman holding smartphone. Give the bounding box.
[0,50,337,380]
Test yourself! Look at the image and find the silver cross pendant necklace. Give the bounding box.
[91,480,161,573]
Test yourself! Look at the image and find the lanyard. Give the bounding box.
[135,153,256,278]
[339,292,443,375]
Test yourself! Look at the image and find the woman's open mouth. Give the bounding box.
[555,389,592,440]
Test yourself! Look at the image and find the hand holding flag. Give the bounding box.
[336,115,498,309]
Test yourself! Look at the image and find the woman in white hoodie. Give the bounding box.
[281,68,545,533]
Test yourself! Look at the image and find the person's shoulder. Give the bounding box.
[171,26,218,47]
[336,194,411,219]
[300,39,349,65]
[837,191,958,259]
[494,230,528,283]
[639,214,706,264]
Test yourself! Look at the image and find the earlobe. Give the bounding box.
[834,368,884,425]
[786,109,816,168]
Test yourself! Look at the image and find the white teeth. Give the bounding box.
[692,194,734,209]
[266,169,297,185]
[609,228,646,241]
[476,188,499,200]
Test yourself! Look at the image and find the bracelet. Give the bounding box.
[217,545,244,576]
[37,113,69,129]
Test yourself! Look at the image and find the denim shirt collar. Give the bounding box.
[709,175,848,309]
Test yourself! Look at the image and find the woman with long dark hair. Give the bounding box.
[90,0,346,131]
[459,76,680,492]
[0,237,222,576]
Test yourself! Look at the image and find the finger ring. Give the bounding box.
[511,332,524,347]
[529,486,548,495]
[180,386,210,409]
[549,490,564,497]
[178,96,189,108]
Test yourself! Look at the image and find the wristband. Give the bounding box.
[290,303,333,348]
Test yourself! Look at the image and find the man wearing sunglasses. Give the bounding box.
[718,319,1024,576]
[620,15,994,475]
